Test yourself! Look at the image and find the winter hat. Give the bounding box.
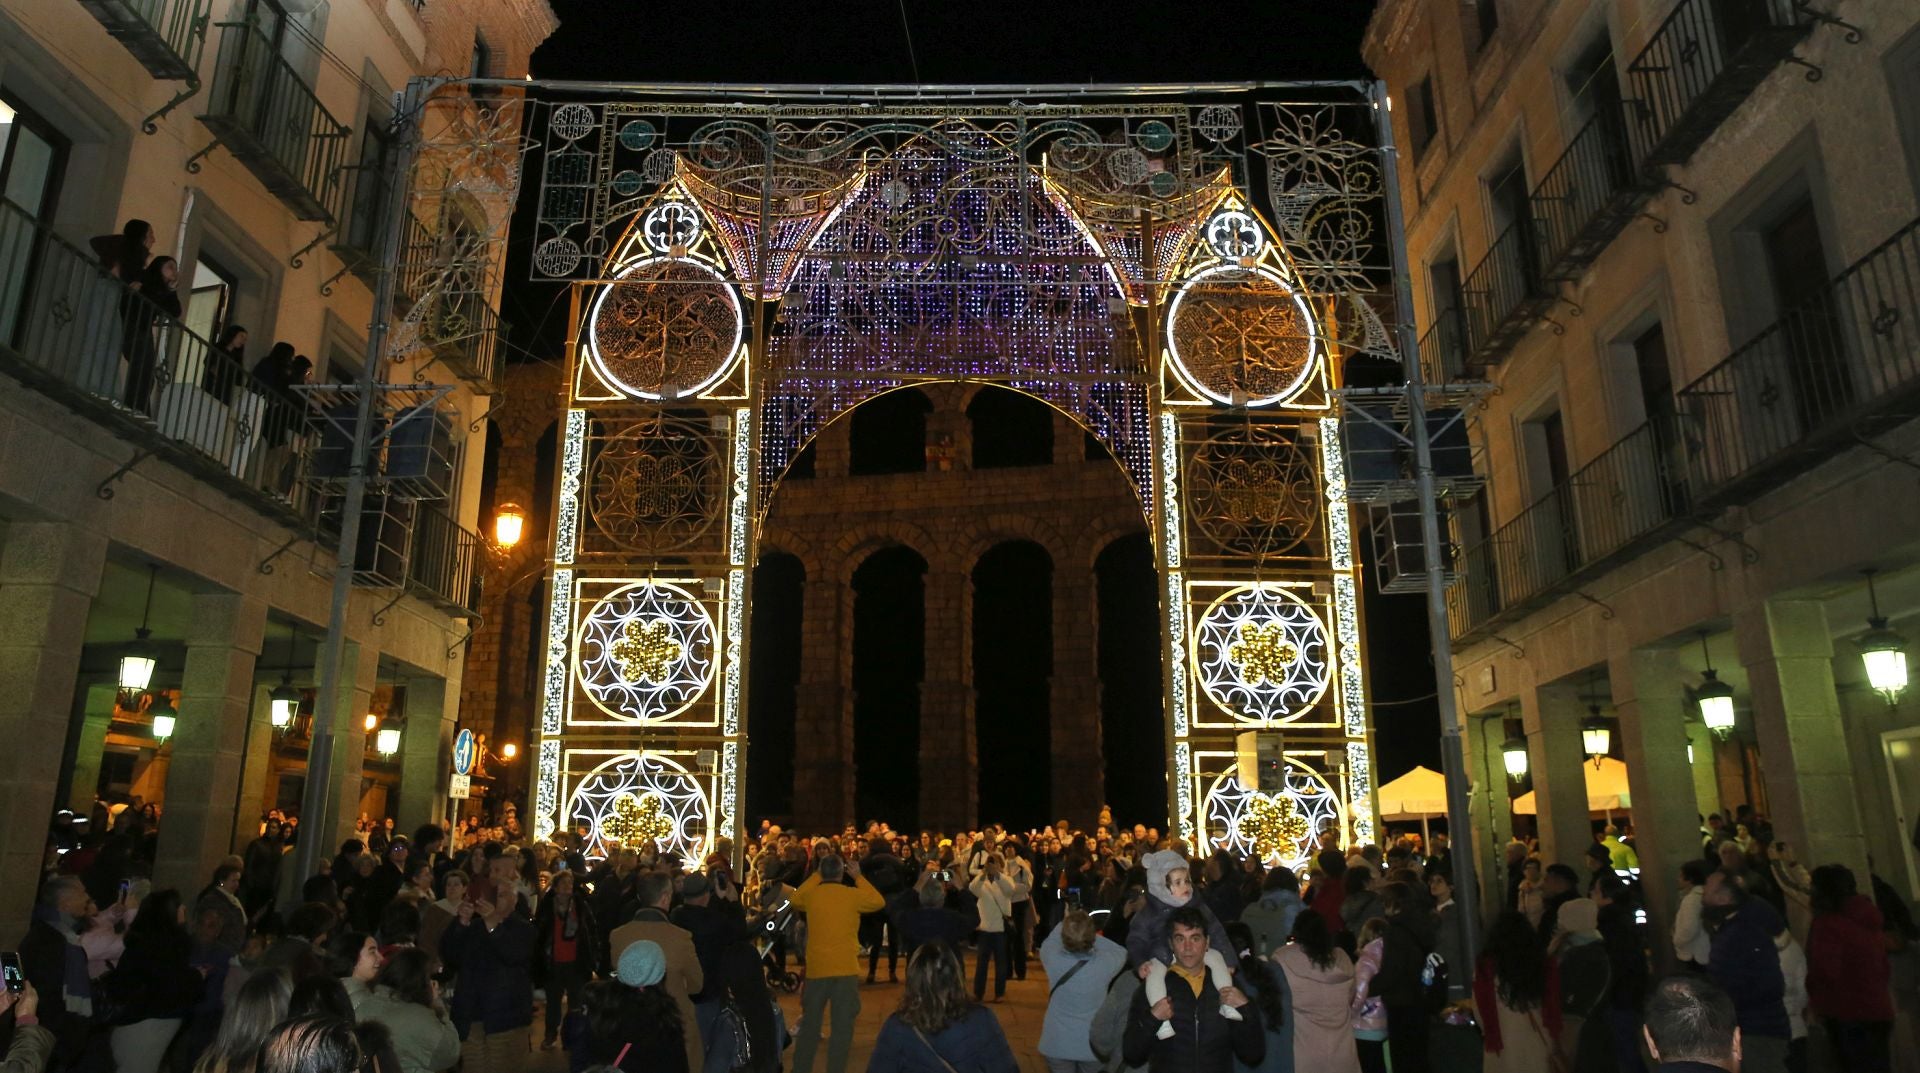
[617,940,666,988]
[1143,850,1192,907]
[680,873,711,898]
[1556,897,1600,937]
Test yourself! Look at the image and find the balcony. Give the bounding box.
[196,20,351,222]
[1460,218,1558,367]
[408,502,482,614]
[0,196,315,522]
[1448,419,1691,638]
[1677,215,1920,505]
[1530,108,1661,283]
[1448,215,1920,640]
[1417,305,1479,384]
[76,0,210,81]
[419,288,504,394]
[1626,0,1814,169]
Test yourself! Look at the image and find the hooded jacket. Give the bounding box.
[1126,852,1233,969]
[1241,889,1305,959]
[1706,897,1789,1040]
[1275,944,1361,1072]
[1806,893,1892,1021]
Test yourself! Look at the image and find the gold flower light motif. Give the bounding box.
[1229,621,1300,685]
[602,791,673,847]
[1241,793,1311,858]
[612,618,682,683]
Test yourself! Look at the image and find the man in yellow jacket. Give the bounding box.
[790,853,884,1073]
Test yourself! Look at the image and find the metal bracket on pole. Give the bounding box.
[1794,1,1864,43]
[291,225,338,270]
[446,618,480,660]
[259,533,302,575]
[141,77,201,135]
[1673,534,1726,571]
[1489,634,1527,659]
[1639,212,1669,234]
[468,397,506,434]
[96,448,153,500]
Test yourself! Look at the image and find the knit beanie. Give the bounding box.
[1556,897,1600,937]
[616,939,666,988]
[1143,850,1191,907]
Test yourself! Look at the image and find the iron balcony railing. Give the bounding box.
[198,21,351,222]
[408,502,481,614]
[1676,215,1920,503]
[1448,418,1690,637]
[1449,216,1920,639]
[0,195,316,519]
[1460,218,1557,366]
[76,0,211,81]
[1626,0,1813,168]
[1530,107,1661,282]
[1417,305,1479,384]
[421,288,504,393]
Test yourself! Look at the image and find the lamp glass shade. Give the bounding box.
[364,713,379,732]
[119,652,156,693]
[151,713,175,739]
[1582,720,1612,760]
[1501,738,1529,778]
[149,692,176,740]
[502,742,518,760]
[1699,693,1736,736]
[376,725,401,757]
[269,682,301,730]
[1860,624,1908,700]
[494,505,526,549]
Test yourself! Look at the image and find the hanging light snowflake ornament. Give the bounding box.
[1240,793,1312,859]
[603,791,674,847]
[612,619,682,683]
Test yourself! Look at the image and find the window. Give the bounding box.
[325,339,360,386]
[182,255,237,343]
[1486,151,1529,235]
[346,122,393,255]
[1473,0,1500,51]
[1406,77,1439,158]
[0,91,70,344]
[1889,28,1920,208]
[1565,34,1623,124]
[849,388,932,475]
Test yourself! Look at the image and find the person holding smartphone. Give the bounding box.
[0,976,52,1072]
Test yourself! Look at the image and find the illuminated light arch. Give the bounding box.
[1193,582,1332,722]
[583,255,744,401]
[574,580,717,723]
[1205,759,1343,872]
[568,751,710,862]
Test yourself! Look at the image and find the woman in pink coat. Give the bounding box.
[1272,910,1361,1072]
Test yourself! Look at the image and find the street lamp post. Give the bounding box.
[1372,79,1482,969]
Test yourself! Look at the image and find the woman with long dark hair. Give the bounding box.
[1473,910,1558,1073]
[192,968,291,1073]
[123,255,181,413]
[565,940,687,1073]
[1273,909,1358,1072]
[107,888,203,1073]
[1224,920,1292,1073]
[866,942,1018,1072]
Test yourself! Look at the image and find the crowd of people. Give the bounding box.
[14,797,1916,1073]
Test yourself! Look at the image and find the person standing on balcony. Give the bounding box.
[207,325,248,402]
[123,256,181,415]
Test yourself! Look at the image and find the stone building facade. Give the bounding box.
[1365,0,1920,958]
[758,384,1148,835]
[0,0,555,935]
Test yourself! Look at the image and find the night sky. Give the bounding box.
[511,0,1446,829]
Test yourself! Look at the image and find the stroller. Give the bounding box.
[753,895,801,993]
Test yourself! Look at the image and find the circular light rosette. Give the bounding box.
[1193,583,1331,722]
[1206,764,1341,870]
[576,581,716,722]
[568,752,709,862]
[1167,262,1321,408]
[586,255,742,400]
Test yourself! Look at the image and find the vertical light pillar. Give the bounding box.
[154,592,267,893]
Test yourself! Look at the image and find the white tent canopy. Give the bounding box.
[1377,765,1449,820]
[1512,757,1633,816]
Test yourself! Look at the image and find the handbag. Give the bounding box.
[715,1001,754,1071]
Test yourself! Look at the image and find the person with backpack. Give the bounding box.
[1040,911,1127,1073]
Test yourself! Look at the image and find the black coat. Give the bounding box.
[17,919,89,1062]
[110,929,203,1022]
[668,900,751,1002]
[1372,914,1434,1009]
[532,892,601,980]
[442,914,535,1036]
[1122,968,1265,1073]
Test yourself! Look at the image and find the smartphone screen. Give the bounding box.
[2,952,23,994]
